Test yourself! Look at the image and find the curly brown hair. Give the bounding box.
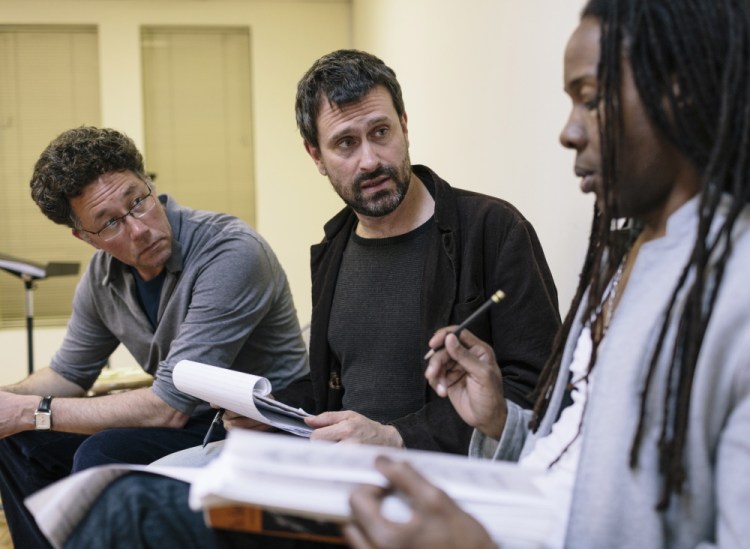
[30,126,147,227]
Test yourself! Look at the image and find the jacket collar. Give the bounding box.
[320,164,457,241]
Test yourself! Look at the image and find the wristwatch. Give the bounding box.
[34,396,53,430]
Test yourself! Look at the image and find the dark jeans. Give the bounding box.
[67,473,344,549]
[66,473,219,549]
[0,410,222,549]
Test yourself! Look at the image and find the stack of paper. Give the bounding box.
[173,360,313,437]
[189,430,556,548]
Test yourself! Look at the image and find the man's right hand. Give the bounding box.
[345,456,497,549]
[424,328,507,440]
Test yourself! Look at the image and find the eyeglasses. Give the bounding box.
[79,187,157,241]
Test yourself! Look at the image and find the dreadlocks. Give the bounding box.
[531,0,750,510]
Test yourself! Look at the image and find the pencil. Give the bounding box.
[423,289,506,360]
[202,408,225,448]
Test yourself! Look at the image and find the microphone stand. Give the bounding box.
[0,254,79,375]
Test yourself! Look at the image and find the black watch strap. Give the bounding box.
[34,396,53,430]
[37,395,53,414]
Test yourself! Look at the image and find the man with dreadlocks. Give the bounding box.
[345,0,750,548]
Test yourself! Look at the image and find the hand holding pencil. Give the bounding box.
[424,290,506,360]
[423,290,508,440]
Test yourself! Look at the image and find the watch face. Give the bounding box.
[35,413,52,430]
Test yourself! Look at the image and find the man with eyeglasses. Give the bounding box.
[0,126,309,549]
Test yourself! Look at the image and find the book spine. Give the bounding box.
[205,505,347,545]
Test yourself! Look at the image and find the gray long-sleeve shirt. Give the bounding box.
[51,194,309,416]
[472,195,750,548]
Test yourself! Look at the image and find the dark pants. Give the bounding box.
[67,474,343,549]
[66,473,219,549]
[0,410,222,549]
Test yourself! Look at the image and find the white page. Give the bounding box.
[208,429,542,503]
[189,430,556,548]
[173,360,312,436]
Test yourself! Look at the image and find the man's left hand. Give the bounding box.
[305,411,403,447]
[0,392,39,438]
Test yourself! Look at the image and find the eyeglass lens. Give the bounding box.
[99,193,156,240]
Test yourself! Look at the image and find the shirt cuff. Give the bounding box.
[468,400,530,462]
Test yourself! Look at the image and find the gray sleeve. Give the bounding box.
[49,262,119,389]
[469,400,533,462]
[150,233,290,414]
[707,323,750,549]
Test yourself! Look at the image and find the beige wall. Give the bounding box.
[0,0,592,385]
[352,0,593,317]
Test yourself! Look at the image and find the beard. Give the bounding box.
[333,157,412,217]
